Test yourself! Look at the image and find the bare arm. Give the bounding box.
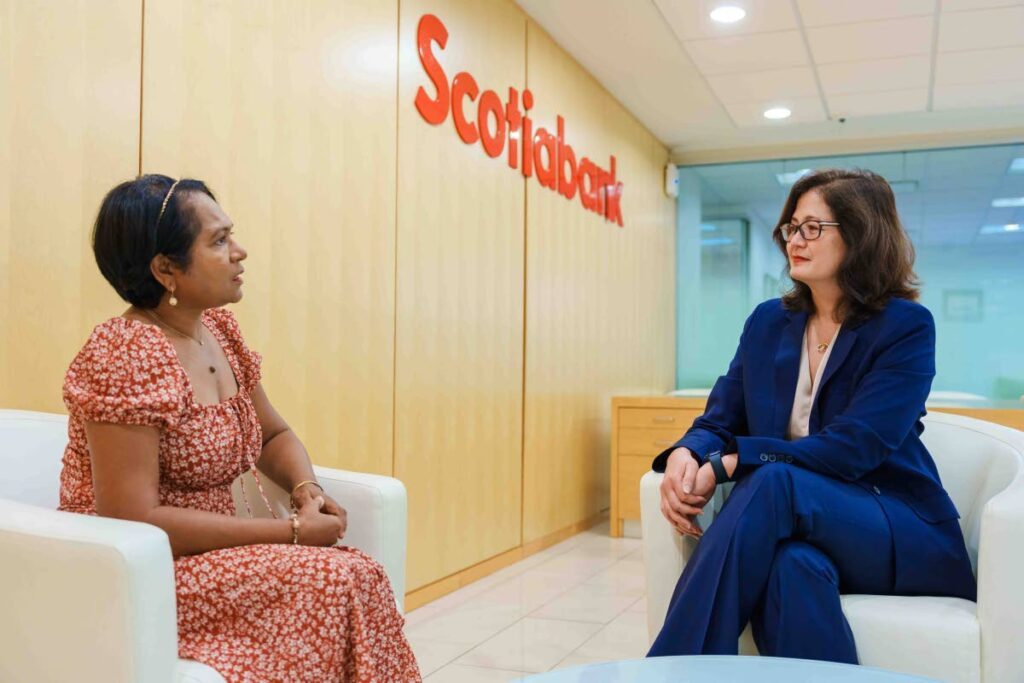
[250,382,316,496]
[86,421,294,557]
[251,383,348,528]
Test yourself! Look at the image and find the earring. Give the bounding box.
[169,288,178,307]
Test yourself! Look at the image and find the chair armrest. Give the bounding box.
[313,465,408,612]
[977,466,1024,683]
[0,498,178,683]
[639,471,718,644]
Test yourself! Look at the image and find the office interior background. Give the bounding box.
[1,0,1023,680]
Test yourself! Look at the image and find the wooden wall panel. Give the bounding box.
[521,23,676,542]
[0,0,139,412]
[141,0,398,475]
[395,0,526,590]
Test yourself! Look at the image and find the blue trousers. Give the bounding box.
[647,465,963,663]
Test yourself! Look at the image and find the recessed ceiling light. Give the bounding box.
[776,169,811,186]
[991,197,1024,208]
[979,223,1022,234]
[1008,158,1024,173]
[710,5,746,23]
[763,107,791,120]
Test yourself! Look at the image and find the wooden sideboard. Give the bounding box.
[609,395,1024,538]
[609,396,705,537]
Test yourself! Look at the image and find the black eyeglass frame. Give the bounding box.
[776,219,841,242]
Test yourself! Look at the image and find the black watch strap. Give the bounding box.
[708,452,730,485]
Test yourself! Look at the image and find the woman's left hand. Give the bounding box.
[291,484,348,535]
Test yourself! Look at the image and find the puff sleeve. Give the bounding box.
[63,320,188,430]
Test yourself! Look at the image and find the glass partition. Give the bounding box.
[676,143,1024,407]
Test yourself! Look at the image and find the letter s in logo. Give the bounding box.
[415,14,450,125]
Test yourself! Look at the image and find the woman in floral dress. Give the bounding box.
[59,174,421,682]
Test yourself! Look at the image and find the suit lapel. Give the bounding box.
[817,327,857,392]
[772,310,806,438]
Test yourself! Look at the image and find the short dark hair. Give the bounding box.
[774,168,919,325]
[92,174,216,308]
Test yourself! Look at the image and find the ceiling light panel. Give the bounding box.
[654,0,797,40]
[806,16,933,64]
[935,47,1024,85]
[683,31,810,75]
[827,90,929,117]
[817,56,930,95]
[707,67,818,104]
[933,80,1024,110]
[797,0,936,27]
[723,97,826,126]
[937,6,1024,52]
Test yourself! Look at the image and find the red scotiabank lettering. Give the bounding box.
[414,14,624,227]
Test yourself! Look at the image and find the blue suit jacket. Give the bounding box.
[655,298,975,596]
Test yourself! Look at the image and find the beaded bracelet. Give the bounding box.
[289,512,300,545]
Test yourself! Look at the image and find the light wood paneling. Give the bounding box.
[522,23,676,543]
[0,0,140,412]
[141,0,397,475]
[395,0,526,590]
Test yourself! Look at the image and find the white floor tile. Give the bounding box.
[571,608,651,661]
[581,556,646,598]
[405,603,525,646]
[627,596,647,613]
[407,636,473,677]
[470,569,581,613]
[456,617,603,673]
[425,663,528,682]
[552,653,615,671]
[530,579,638,624]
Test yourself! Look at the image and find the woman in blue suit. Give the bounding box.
[648,169,975,663]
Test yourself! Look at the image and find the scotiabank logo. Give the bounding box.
[414,14,624,227]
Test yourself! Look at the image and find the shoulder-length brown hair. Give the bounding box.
[775,168,919,325]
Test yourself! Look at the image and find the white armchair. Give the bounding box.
[640,411,1024,683]
[0,409,409,683]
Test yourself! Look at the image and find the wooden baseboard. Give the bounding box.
[405,511,608,612]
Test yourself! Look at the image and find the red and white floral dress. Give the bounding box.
[59,308,421,683]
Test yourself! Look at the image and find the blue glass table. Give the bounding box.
[521,656,939,682]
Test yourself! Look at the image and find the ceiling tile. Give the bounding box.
[933,79,1024,109]
[707,67,819,103]
[655,0,806,40]
[938,6,1024,52]
[722,97,828,127]
[797,0,935,27]
[935,47,1024,84]
[826,89,929,117]
[942,0,1024,12]
[807,16,933,64]
[818,56,931,95]
[654,0,799,40]
[683,31,810,75]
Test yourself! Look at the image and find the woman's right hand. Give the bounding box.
[296,495,345,546]
[659,447,708,538]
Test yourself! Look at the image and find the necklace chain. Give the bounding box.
[143,308,205,346]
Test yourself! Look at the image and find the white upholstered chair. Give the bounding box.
[640,411,1024,683]
[0,409,409,683]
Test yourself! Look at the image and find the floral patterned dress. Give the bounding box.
[59,308,421,683]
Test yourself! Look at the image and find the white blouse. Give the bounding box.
[787,323,842,440]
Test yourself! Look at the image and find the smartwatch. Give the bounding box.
[708,451,730,485]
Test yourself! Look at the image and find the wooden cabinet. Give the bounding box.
[610,396,704,537]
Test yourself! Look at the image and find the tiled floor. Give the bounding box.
[404,522,650,681]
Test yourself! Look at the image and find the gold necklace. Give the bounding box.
[143,308,205,347]
[812,318,838,353]
[143,309,218,374]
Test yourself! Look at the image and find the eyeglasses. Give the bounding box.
[777,219,841,242]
